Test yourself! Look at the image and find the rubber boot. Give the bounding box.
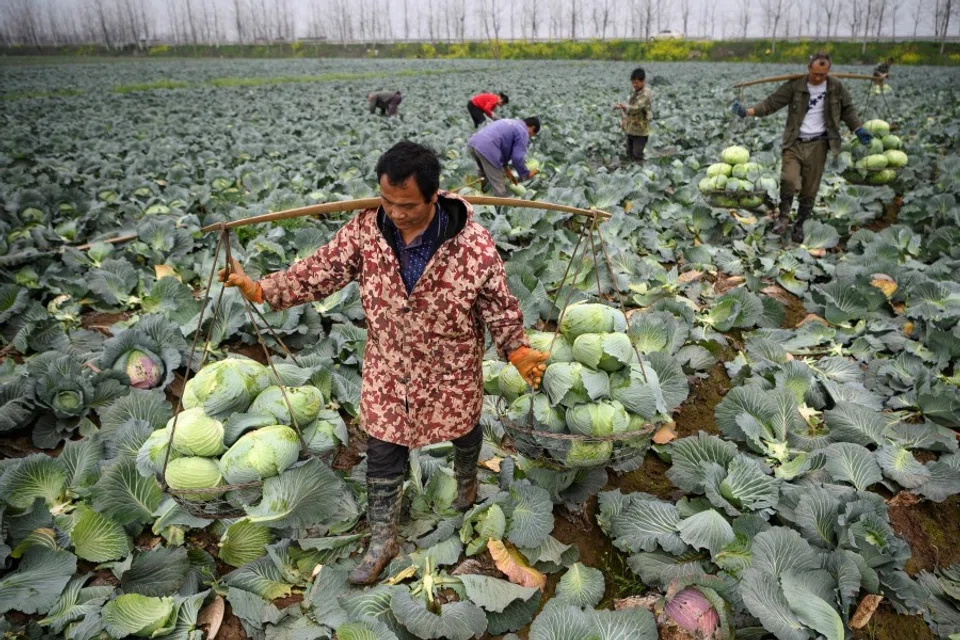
[792,203,813,244]
[348,476,404,585]
[452,440,481,512]
[775,194,794,235]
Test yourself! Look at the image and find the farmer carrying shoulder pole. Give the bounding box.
[468,91,509,128]
[368,90,403,116]
[467,117,541,197]
[873,57,894,84]
[615,67,653,164]
[219,141,549,585]
[731,52,873,242]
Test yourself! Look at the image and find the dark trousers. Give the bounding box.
[626,135,648,162]
[376,95,402,116]
[366,424,483,479]
[780,139,828,208]
[467,101,487,128]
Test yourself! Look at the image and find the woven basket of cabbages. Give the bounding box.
[489,302,687,473]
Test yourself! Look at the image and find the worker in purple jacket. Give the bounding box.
[467,117,541,197]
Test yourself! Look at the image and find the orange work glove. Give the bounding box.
[508,346,549,389]
[217,258,264,304]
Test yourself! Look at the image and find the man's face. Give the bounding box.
[632,78,645,91]
[808,59,831,85]
[526,125,538,138]
[379,175,437,232]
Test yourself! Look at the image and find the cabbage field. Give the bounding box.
[2,57,960,640]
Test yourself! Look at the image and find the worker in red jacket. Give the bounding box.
[468,92,509,128]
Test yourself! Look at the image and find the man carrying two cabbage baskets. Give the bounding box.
[220,141,549,585]
[731,52,874,242]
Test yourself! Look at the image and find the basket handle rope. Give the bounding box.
[160,226,314,491]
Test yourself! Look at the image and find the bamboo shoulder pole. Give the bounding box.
[200,196,610,233]
[733,72,879,89]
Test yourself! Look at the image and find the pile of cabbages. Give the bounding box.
[137,357,346,499]
[485,303,686,469]
[840,119,908,186]
[698,145,776,210]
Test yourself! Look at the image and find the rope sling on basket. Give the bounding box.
[496,212,657,472]
[158,225,336,519]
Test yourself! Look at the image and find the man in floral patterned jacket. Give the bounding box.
[220,141,549,585]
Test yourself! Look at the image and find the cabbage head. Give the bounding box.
[249,385,324,426]
[527,331,574,363]
[868,169,898,185]
[169,408,225,457]
[863,119,890,137]
[303,410,347,456]
[721,146,750,165]
[884,150,908,168]
[526,158,542,172]
[739,195,764,209]
[731,162,761,179]
[507,393,566,433]
[566,400,630,437]
[182,357,270,416]
[706,163,733,177]
[882,135,902,150]
[220,425,300,484]
[542,362,610,407]
[99,315,186,391]
[137,428,178,476]
[560,304,627,342]
[101,594,177,638]
[626,413,651,433]
[572,332,633,372]
[498,364,529,403]
[564,441,613,468]
[698,177,714,193]
[483,360,507,395]
[165,457,222,498]
[856,154,889,170]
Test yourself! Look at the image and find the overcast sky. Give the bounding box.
[0,0,944,44]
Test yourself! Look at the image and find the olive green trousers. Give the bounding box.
[780,139,829,204]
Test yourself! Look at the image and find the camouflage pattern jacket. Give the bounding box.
[260,192,528,448]
[621,86,652,136]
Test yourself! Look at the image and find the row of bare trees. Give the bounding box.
[0,0,952,47]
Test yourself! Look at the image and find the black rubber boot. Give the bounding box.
[792,204,813,243]
[452,440,481,512]
[775,194,794,234]
[348,476,404,585]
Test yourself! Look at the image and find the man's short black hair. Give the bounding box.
[630,67,646,82]
[809,51,832,66]
[523,117,541,134]
[498,92,510,105]
[886,57,894,63]
[375,141,441,201]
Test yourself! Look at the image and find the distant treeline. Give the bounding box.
[2,39,958,65]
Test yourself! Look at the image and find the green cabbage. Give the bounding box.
[248,385,324,426]
[169,408,225,457]
[526,158,542,171]
[527,331,574,363]
[137,428,178,476]
[884,150,908,168]
[868,169,898,185]
[303,410,346,456]
[560,304,627,342]
[182,357,270,416]
[856,154,889,170]
[564,441,613,468]
[101,594,176,638]
[731,162,761,179]
[863,119,890,137]
[706,163,733,177]
[509,184,527,196]
[698,177,714,193]
[882,134,902,150]
[571,332,633,372]
[542,361,610,407]
[565,400,630,437]
[721,146,750,165]
[165,457,223,498]
[220,425,300,484]
[739,195,764,209]
[483,360,507,394]
[498,364,529,403]
[507,393,566,433]
[626,413,651,433]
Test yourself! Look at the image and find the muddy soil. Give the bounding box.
[80,311,132,336]
[889,494,960,575]
[852,602,933,640]
[672,362,732,438]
